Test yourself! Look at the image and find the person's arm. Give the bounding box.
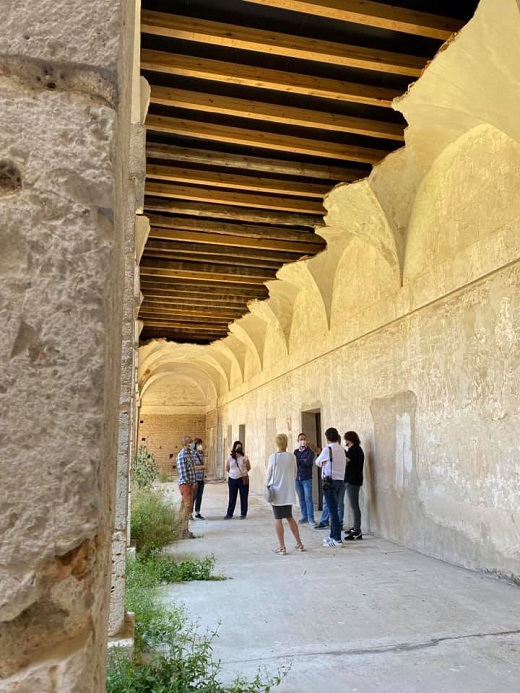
[302,448,315,467]
[315,447,328,468]
[307,441,320,455]
[244,455,251,472]
[225,456,231,473]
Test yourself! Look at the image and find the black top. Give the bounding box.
[344,444,364,486]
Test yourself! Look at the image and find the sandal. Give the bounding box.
[274,547,287,555]
[295,543,306,552]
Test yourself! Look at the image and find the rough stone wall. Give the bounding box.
[137,0,520,581]
[0,0,135,689]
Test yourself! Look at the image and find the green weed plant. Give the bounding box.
[133,445,159,490]
[107,557,287,693]
[131,488,180,559]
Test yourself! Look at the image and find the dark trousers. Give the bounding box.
[346,483,362,532]
[193,480,205,513]
[227,477,249,518]
[323,480,344,541]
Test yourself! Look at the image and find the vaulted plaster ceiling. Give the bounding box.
[139,0,479,345]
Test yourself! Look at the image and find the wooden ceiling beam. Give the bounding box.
[139,312,233,326]
[141,320,230,333]
[140,333,225,344]
[141,49,400,108]
[140,279,265,295]
[146,143,367,182]
[140,283,264,300]
[146,164,330,198]
[150,86,404,142]
[143,249,294,271]
[244,0,464,41]
[141,11,425,76]
[148,226,324,254]
[141,298,252,313]
[143,291,249,302]
[144,199,322,227]
[145,181,325,214]
[141,301,244,316]
[147,214,324,244]
[144,239,306,263]
[140,293,261,307]
[146,113,389,164]
[140,260,276,284]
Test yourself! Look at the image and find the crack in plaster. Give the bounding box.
[228,628,520,665]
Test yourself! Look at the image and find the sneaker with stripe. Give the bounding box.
[323,537,343,548]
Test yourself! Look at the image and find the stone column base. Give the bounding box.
[107,612,135,658]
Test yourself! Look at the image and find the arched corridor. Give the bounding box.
[1,0,519,690]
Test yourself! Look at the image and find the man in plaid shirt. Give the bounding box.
[176,436,197,539]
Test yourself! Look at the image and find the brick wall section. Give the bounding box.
[138,414,206,477]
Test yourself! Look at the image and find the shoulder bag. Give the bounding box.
[322,446,334,490]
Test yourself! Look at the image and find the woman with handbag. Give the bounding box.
[224,440,251,520]
[266,433,305,555]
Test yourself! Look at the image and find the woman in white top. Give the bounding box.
[224,440,251,519]
[266,433,305,555]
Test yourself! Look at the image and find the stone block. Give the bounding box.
[0,0,122,73]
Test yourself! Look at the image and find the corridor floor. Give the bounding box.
[161,482,520,693]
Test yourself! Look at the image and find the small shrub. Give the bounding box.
[158,469,171,483]
[146,555,227,584]
[131,487,180,559]
[132,445,158,490]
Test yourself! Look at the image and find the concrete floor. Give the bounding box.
[160,482,520,693]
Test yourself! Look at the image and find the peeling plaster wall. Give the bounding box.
[218,260,520,579]
[0,0,135,689]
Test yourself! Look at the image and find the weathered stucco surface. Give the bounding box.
[0,0,138,688]
[139,0,520,582]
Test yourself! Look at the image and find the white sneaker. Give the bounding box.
[323,537,343,547]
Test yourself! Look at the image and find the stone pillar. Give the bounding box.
[107,4,149,639]
[0,1,135,690]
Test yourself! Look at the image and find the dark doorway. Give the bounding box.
[301,409,322,510]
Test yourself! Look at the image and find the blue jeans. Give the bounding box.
[295,478,315,523]
[323,480,344,541]
[320,483,345,526]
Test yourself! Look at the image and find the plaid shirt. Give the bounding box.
[176,447,197,486]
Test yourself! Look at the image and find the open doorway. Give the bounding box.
[301,409,322,510]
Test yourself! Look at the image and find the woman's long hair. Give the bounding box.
[231,440,244,460]
[344,431,361,445]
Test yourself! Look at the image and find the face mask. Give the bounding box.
[236,447,242,454]
[299,440,306,448]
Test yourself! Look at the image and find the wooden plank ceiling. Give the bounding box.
[140,0,478,344]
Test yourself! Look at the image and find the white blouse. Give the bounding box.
[266,451,297,506]
[227,454,250,479]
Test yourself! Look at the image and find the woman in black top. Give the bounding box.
[344,431,364,540]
